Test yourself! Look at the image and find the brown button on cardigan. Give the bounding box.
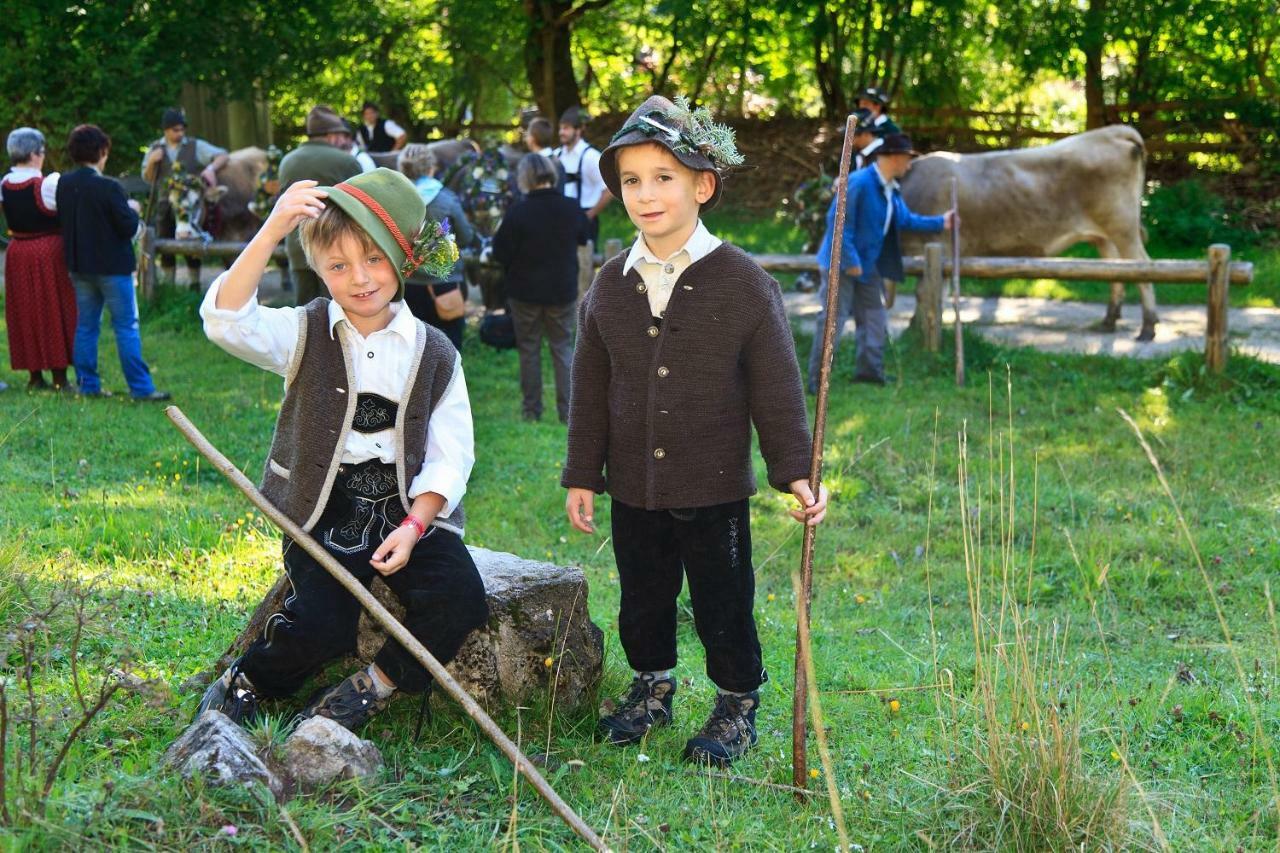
[561,242,813,510]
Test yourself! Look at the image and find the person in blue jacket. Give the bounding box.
[806,133,954,389]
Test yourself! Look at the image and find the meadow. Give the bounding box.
[1,277,1278,850]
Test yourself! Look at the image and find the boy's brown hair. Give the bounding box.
[298,202,380,271]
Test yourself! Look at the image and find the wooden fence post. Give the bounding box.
[1205,243,1231,373]
[920,242,943,352]
[138,226,157,301]
[604,238,622,262]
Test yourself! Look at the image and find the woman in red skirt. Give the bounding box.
[2,127,76,390]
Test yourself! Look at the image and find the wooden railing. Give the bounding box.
[142,233,1253,373]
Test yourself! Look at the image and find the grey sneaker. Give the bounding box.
[195,665,260,726]
[598,673,676,745]
[683,691,759,766]
[295,670,390,732]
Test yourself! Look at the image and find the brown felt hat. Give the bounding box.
[305,105,347,137]
[599,95,726,210]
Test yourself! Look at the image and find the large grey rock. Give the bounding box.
[357,546,603,710]
[283,716,383,787]
[165,710,283,798]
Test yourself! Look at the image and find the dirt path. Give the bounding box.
[784,290,1280,365]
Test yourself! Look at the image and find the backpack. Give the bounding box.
[479,309,517,349]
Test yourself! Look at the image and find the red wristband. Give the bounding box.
[400,516,426,539]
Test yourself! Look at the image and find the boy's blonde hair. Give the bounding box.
[399,143,438,181]
[298,202,380,271]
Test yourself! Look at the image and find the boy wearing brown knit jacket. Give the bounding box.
[562,96,829,767]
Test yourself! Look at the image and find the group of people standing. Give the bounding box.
[2,125,168,400]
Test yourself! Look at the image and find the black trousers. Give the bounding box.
[238,506,488,697]
[611,498,765,693]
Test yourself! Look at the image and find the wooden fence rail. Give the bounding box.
[141,233,1252,373]
[751,244,1251,374]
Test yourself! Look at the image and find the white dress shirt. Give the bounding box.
[0,167,59,211]
[622,220,722,318]
[199,273,474,517]
[873,164,897,235]
[555,138,606,208]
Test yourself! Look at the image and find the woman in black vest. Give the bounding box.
[1,127,76,390]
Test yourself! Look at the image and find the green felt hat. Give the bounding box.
[317,167,458,293]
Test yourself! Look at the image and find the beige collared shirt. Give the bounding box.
[622,220,723,318]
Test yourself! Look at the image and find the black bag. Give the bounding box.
[479,310,517,349]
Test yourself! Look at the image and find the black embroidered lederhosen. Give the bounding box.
[319,393,416,554]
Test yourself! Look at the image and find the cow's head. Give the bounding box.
[168,176,227,240]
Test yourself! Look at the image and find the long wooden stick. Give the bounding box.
[793,112,858,797]
[951,177,965,387]
[165,407,606,852]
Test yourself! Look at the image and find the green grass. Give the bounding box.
[2,288,1280,849]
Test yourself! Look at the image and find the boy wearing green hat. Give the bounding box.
[195,168,488,733]
[562,96,829,767]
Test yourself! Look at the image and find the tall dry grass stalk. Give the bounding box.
[941,371,1129,849]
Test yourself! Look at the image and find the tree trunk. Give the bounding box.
[1082,0,1108,128]
[522,0,616,121]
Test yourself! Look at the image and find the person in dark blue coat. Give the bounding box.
[807,134,953,388]
[491,153,586,421]
[57,124,169,400]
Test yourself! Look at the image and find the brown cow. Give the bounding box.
[899,125,1157,341]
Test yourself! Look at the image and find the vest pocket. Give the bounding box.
[268,458,291,479]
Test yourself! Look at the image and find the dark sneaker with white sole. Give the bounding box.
[598,672,676,745]
[295,670,390,732]
[683,691,759,766]
[195,665,260,726]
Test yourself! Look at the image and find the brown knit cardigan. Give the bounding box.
[561,242,812,510]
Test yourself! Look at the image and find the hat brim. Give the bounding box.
[315,184,411,292]
[599,135,724,210]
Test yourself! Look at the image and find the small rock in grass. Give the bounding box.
[165,710,283,798]
[283,716,383,788]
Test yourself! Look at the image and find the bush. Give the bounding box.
[1144,180,1265,251]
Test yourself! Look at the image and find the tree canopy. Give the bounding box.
[2,0,1275,173]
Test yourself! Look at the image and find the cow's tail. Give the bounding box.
[1128,129,1148,241]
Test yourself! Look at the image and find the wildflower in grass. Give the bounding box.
[767,593,776,602]
[809,768,820,779]
[544,657,555,668]
[1110,749,1122,762]
[637,753,650,763]
[889,699,901,714]
[1020,720,1030,732]
[855,594,867,605]
[220,824,238,836]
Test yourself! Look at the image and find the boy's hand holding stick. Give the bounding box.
[165,407,607,852]
[792,111,858,798]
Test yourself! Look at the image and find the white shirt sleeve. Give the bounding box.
[199,272,303,376]
[581,146,606,203]
[383,119,406,139]
[40,172,59,211]
[408,352,474,517]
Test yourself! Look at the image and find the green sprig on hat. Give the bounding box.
[405,218,459,280]
[609,95,744,170]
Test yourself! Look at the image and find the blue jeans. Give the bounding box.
[70,273,156,397]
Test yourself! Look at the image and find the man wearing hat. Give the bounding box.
[553,106,612,294]
[857,87,902,136]
[197,167,487,733]
[142,108,228,286]
[277,106,363,303]
[807,133,953,389]
[852,112,885,171]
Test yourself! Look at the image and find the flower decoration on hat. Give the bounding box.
[610,95,745,170]
[404,217,459,280]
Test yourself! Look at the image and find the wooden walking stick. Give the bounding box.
[165,407,607,852]
[951,177,965,387]
[792,112,859,797]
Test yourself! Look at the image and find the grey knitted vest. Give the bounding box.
[259,300,466,535]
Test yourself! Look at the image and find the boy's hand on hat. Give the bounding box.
[788,480,829,526]
[370,526,417,576]
[265,180,328,240]
[565,488,596,534]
